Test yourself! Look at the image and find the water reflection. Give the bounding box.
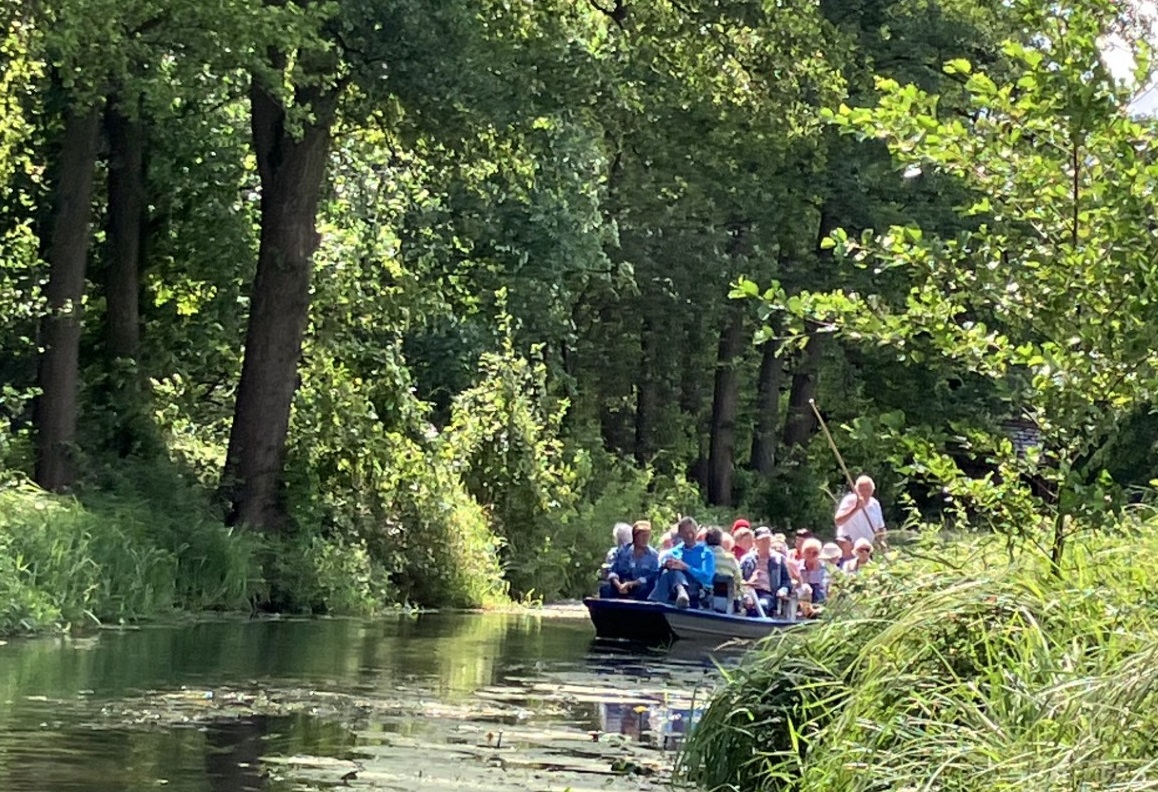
[0,612,723,791]
[204,717,268,792]
[600,701,700,750]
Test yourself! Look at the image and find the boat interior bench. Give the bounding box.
[710,575,792,619]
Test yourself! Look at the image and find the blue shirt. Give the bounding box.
[662,542,716,587]
[608,544,661,587]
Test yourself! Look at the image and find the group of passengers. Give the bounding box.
[599,474,885,620]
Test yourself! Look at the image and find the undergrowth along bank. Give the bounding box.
[678,521,1158,792]
[0,443,706,635]
[0,475,256,634]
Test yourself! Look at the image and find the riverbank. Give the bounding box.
[0,476,422,636]
[677,520,1158,791]
[0,478,253,635]
[0,473,608,637]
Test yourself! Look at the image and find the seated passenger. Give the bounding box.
[601,522,633,580]
[769,531,798,583]
[845,537,874,573]
[600,521,660,599]
[705,527,743,592]
[720,531,736,555]
[740,528,792,617]
[797,538,830,609]
[788,528,813,565]
[649,516,715,609]
[835,534,856,571]
[731,524,754,561]
[820,542,843,571]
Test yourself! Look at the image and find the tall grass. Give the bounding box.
[678,524,1158,791]
[0,465,258,633]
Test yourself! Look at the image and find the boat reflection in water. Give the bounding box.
[599,700,702,750]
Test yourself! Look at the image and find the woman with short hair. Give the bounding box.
[602,521,660,600]
[600,522,634,581]
[845,538,874,573]
[796,538,830,614]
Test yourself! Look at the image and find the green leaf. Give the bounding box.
[944,58,972,75]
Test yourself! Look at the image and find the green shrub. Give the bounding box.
[79,457,258,611]
[262,531,396,614]
[285,348,505,611]
[385,445,508,607]
[679,522,1158,791]
[444,319,579,601]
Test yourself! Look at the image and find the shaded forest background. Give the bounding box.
[2,0,1157,624]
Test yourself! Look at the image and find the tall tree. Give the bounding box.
[104,96,145,365]
[222,40,338,529]
[223,0,602,528]
[749,337,784,473]
[706,303,747,505]
[34,102,101,490]
[26,0,276,482]
[577,0,842,498]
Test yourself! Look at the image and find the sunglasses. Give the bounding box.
[856,547,873,554]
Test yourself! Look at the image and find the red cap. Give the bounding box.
[731,518,751,532]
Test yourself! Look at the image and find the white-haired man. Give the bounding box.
[834,475,886,548]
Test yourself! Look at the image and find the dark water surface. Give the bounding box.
[0,611,727,791]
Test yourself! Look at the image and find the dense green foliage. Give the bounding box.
[678,521,1158,790]
[1,0,1156,632]
[745,0,1158,558]
[680,5,1158,788]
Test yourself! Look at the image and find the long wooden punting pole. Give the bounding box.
[808,398,856,493]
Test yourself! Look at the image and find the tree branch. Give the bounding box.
[586,0,627,30]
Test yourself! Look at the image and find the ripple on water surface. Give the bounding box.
[0,611,738,791]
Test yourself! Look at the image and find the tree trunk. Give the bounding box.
[104,96,145,363]
[222,71,335,530]
[781,334,825,450]
[749,337,784,473]
[34,104,101,492]
[706,306,745,506]
[592,297,633,455]
[634,315,656,465]
[778,203,836,453]
[679,320,709,491]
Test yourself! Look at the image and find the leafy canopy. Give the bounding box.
[741,0,1158,547]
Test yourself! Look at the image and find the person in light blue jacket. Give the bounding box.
[649,516,715,608]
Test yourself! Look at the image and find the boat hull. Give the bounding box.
[583,597,800,643]
[663,608,798,641]
[584,597,675,643]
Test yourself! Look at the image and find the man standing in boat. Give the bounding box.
[834,474,886,549]
[649,516,715,609]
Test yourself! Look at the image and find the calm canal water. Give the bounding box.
[0,611,727,791]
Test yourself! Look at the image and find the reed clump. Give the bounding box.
[679,526,1158,791]
[0,470,258,633]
